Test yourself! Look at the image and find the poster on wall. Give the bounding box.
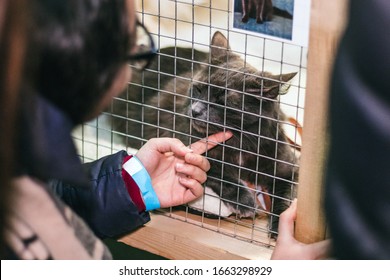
[231,0,311,47]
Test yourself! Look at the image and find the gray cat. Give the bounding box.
[110,32,298,236]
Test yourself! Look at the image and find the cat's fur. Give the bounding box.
[241,0,274,24]
[111,32,298,235]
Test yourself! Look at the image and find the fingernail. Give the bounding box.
[290,198,298,208]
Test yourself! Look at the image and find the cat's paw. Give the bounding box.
[256,17,264,24]
[226,203,256,218]
[241,14,249,23]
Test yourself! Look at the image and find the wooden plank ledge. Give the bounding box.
[119,212,273,260]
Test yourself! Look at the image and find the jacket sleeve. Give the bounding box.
[49,150,150,238]
[325,0,390,259]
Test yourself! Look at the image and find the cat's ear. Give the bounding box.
[262,72,297,99]
[210,31,230,59]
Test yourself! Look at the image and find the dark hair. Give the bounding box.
[29,0,131,124]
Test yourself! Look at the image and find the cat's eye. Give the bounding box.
[191,85,202,97]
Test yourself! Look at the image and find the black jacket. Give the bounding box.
[18,92,150,239]
[325,0,390,259]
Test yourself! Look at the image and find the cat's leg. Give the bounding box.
[256,0,265,24]
[264,0,274,22]
[241,0,250,23]
[234,176,294,238]
[206,177,258,218]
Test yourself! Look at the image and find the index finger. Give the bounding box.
[189,131,233,155]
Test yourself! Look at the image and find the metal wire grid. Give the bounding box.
[73,0,306,247]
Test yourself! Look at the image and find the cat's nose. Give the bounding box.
[191,102,204,119]
[191,108,202,119]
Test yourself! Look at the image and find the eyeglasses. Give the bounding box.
[127,21,157,71]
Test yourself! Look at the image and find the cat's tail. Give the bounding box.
[273,7,293,20]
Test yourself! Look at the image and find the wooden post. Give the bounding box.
[295,0,349,243]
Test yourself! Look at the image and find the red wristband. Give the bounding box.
[122,155,146,213]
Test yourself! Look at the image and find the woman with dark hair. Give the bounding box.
[1,0,231,259]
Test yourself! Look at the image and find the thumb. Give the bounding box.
[277,198,297,241]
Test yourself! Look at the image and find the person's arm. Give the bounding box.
[49,150,150,238]
[50,131,233,239]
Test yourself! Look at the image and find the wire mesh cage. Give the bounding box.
[73,0,308,248]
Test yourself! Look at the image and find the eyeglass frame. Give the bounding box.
[126,20,157,71]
